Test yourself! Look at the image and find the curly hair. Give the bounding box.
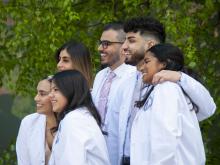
[124,16,166,43]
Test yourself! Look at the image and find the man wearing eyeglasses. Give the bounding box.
[92,22,137,165]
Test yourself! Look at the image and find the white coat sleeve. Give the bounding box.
[16,118,30,165]
[149,83,182,165]
[178,73,216,121]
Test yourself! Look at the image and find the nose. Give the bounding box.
[120,47,125,56]
[137,60,144,72]
[57,60,62,71]
[49,91,53,99]
[98,43,103,52]
[121,40,128,51]
[34,94,39,102]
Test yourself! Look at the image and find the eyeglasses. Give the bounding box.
[99,40,124,49]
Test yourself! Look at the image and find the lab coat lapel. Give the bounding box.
[29,115,46,165]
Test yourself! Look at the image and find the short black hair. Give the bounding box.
[124,16,166,43]
[103,22,124,31]
[103,22,125,42]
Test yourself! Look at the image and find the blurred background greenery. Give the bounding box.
[0,0,219,164]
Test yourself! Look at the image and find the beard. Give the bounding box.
[99,64,108,70]
[125,57,138,66]
[125,52,145,66]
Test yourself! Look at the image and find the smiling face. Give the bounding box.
[122,32,146,65]
[122,31,158,66]
[57,49,74,72]
[49,82,68,113]
[139,51,165,84]
[34,79,53,115]
[98,29,124,70]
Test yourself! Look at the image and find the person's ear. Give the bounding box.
[149,40,156,48]
[145,40,157,50]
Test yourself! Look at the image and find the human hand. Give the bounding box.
[152,70,181,85]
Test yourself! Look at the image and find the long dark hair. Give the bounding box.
[55,40,93,88]
[51,70,101,131]
[136,43,199,113]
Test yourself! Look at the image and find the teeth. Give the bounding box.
[36,104,42,107]
[123,51,130,55]
[100,53,107,57]
[51,100,57,104]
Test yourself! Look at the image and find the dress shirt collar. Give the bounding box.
[106,63,128,78]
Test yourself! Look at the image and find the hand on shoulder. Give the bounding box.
[152,70,181,85]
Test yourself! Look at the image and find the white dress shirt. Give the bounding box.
[92,63,136,165]
[49,107,110,165]
[16,113,47,165]
[131,82,206,165]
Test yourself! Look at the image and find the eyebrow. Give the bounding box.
[60,56,71,59]
[100,40,110,42]
[144,57,150,60]
[127,36,136,39]
[38,90,50,93]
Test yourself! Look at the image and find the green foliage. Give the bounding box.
[0,142,16,165]
[0,0,219,164]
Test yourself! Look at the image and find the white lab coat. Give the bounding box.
[16,113,47,165]
[48,107,110,165]
[117,71,138,164]
[120,70,216,163]
[130,82,206,165]
[179,73,216,121]
[92,63,136,165]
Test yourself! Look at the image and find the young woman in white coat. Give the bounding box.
[16,77,57,165]
[130,43,208,165]
[48,70,110,165]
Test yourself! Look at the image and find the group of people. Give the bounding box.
[16,16,216,165]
